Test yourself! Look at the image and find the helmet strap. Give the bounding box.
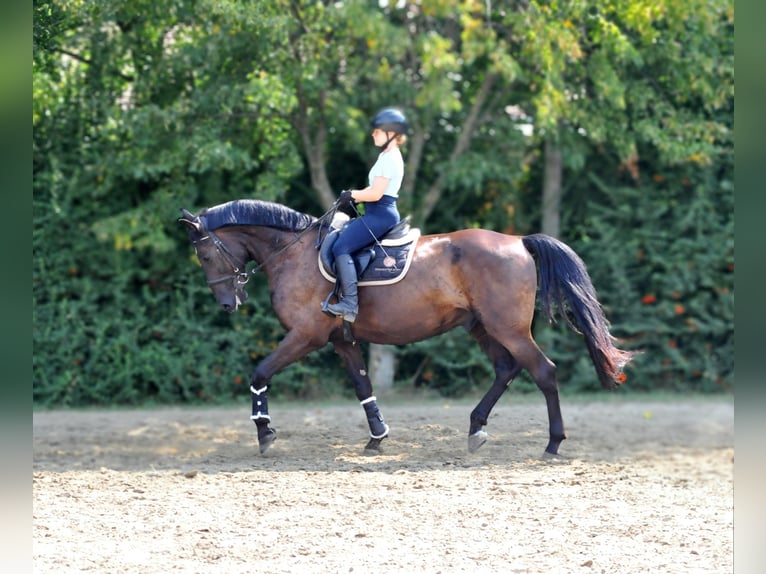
[379,132,397,150]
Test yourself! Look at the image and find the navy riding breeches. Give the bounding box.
[332,195,400,257]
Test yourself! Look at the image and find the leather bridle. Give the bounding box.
[193,229,251,289]
[192,205,339,291]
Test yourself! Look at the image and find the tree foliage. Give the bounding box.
[33,0,733,406]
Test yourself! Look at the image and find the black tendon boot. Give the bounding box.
[361,396,389,439]
[251,384,277,454]
[325,254,359,323]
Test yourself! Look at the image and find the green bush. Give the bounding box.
[33,158,733,406]
[33,0,732,406]
[395,164,733,397]
[564,168,734,393]
[32,190,360,407]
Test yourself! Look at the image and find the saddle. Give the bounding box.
[317,214,421,286]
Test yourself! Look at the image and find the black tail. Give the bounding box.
[522,234,637,390]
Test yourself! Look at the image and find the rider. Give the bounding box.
[324,107,408,323]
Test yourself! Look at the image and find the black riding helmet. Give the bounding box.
[370,107,408,135]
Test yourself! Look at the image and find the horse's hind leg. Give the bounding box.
[508,336,566,455]
[467,325,522,452]
[333,340,389,452]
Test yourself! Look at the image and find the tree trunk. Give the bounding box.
[400,126,425,208]
[305,144,335,210]
[382,76,497,391]
[541,134,563,238]
[293,90,398,392]
[293,89,336,210]
[416,73,497,226]
[368,343,395,394]
[363,126,429,394]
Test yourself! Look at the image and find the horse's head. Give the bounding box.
[178,208,249,313]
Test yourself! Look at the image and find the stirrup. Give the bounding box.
[323,299,357,323]
[320,294,336,317]
[320,291,341,318]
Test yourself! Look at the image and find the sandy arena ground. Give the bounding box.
[33,395,733,573]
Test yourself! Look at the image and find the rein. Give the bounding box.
[347,202,394,261]
[197,204,340,287]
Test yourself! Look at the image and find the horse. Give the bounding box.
[178,199,636,456]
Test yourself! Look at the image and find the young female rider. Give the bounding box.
[324,107,408,323]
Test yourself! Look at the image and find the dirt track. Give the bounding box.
[33,396,733,573]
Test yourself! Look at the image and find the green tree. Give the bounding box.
[33,0,733,406]
[505,0,734,392]
[486,0,732,236]
[33,0,312,405]
[398,0,733,394]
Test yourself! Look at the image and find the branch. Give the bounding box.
[401,128,425,200]
[417,72,498,224]
[53,47,134,82]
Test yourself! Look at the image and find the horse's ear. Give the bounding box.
[178,209,201,232]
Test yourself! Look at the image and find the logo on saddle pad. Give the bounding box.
[318,217,421,286]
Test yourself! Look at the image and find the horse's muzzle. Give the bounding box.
[221,288,248,313]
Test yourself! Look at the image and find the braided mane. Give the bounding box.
[199,199,316,232]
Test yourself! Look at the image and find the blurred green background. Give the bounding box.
[33,0,733,406]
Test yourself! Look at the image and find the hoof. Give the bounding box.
[543,437,565,457]
[258,428,277,455]
[364,436,386,453]
[541,451,570,464]
[468,429,488,453]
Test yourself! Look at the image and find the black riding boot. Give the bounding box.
[325,254,359,322]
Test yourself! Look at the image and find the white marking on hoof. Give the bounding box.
[468,429,488,453]
[258,431,277,455]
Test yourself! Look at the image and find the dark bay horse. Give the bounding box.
[179,199,635,456]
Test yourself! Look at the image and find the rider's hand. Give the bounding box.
[337,190,354,207]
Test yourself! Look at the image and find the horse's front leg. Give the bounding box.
[250,331,323,454]
[333,340,389,452]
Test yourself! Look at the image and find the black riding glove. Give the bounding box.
[337,190,355,208]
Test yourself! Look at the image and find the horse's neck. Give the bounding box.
[241,226,311,273]
[238,226,277,263]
